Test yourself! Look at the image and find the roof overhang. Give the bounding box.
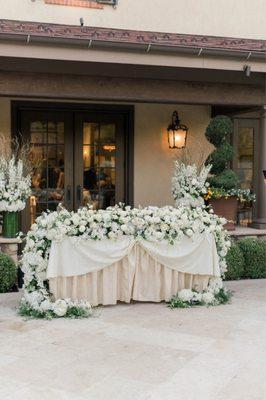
[0,19,265,73]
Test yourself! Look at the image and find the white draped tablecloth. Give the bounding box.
[47,233,220,306]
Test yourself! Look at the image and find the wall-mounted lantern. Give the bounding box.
[167,111,188,149]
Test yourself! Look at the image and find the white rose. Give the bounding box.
[24,291,44,308]
[79,225,86,233]
[202,292,215,304]
[72,215,80,226]
[39,299,52,312]
[192,292,202,302]
[108,231,117,239]
[53,299,68,317]
[178,289,193,302]
[46,229,57,241]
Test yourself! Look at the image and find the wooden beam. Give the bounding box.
[0,70,264,106]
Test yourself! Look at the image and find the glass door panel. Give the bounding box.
[233,119,259,226]
[30,122,65,223]
[236,127,254,189]
[75,114,125,210]
[20,111,73,231]
[82,122,116,209]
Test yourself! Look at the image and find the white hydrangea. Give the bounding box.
[178,289,194,302]
[202,291,215,304]
[53,299,68,317]
[208,277,224,294]
[192,292,203,302]
[39,299,53,312]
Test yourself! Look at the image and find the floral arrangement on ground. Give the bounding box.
[169,280,231,309]
[19,203,231,319]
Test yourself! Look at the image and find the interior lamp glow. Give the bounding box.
[167,111,188,149]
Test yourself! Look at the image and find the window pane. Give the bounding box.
[83,123,99,145]
[30,121,47,143]
[98,145,116,167]
[29,120,65,223]
[236,127,254,189]
[48,121,64,144]
[83,146,98,169]
[235,125,254,227]
[100,124,115,144]
[82,123,116,209]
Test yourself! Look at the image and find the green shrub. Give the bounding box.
[225,243,245,280]
[205,115,232,147]
[207,141,234,174]
[205,115,239,191]
[208,170,239,190]
[0,253,17,293]
[237,238,266,279]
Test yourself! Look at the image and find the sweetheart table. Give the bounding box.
[47,232,220,306]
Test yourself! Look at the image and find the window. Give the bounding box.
[44,0,103,9]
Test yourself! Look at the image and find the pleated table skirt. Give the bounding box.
[49,246,210,306]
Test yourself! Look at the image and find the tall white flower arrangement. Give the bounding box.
[172,161,211,208]
[0,156,31,212]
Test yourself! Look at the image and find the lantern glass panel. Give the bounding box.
[168,129,175,148]
[174,128,187,148]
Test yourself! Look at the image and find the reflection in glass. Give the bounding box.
[100,124,115,143]
[30,121,47,143]
[83,123,99,145]
[83,122,116,209]
[48,121,64,144]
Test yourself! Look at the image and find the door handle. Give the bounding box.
[76,185,82,208]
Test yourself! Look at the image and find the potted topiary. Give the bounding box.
[204,116,241,230]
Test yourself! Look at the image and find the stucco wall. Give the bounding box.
[0,97,212,206]
[134,104,212,207]
[0,0,265,39]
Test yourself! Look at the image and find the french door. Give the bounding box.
[16,104,133,232]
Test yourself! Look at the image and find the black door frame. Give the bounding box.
[11,101,134,211]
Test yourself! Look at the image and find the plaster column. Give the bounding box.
[0,238,21,264]
[251,106,266,229]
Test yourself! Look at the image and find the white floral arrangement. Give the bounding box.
[19,204,231,318]
[0,156,31,212]
[172,161,211,208]
[169,277,230,308]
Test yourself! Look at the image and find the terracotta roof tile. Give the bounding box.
[0,19,265,53]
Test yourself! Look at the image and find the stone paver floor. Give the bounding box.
[0,279,266,400]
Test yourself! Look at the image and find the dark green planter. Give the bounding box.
[2,212,19,238]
